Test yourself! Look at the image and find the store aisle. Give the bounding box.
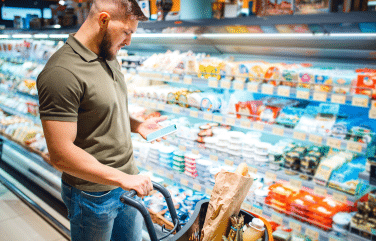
[0,182,68,241]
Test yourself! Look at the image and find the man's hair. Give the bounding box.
[89,0,148,21]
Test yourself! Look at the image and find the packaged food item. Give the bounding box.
[355,68,376,99]
[314,69,333,92]
[295,0,330,14]
[276,107,305,128]
[243,218,265,241]
[332,71,355,95]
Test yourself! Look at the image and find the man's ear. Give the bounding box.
[98,12,110,31]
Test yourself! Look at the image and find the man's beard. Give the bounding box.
[99,30,116,60]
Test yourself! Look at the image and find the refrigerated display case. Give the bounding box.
[0,11,376,241]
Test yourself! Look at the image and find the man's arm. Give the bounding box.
[42,120,152,196]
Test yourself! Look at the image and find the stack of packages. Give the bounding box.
[200,163,267,241]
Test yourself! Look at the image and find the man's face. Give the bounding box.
[99,18,138,60]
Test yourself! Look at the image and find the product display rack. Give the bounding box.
[130,97,369,155]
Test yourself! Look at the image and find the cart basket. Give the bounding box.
[120,182,272,241]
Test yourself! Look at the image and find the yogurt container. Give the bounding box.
[229,131,246,140]
[255,142,272,155]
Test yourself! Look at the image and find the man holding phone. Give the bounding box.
[37,0,165,240]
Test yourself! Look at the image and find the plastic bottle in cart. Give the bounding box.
[243,218,265,241]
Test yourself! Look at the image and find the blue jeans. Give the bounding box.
[61,181,143,241]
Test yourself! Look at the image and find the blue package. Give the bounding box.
[318,103,340,115]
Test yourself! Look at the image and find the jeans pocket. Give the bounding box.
[61,182,73,219]
[80,190,112,199]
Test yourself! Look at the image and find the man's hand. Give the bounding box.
[120,175,153,197]
[136,116,168,142]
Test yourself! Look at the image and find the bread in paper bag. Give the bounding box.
[200,163,253,241]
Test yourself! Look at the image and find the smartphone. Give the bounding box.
[146,124,177,142]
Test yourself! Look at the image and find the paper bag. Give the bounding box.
[200,171,253,241]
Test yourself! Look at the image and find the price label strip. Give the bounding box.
[327,138,341,149]
[277,86,291,97]
[247,82,259,93]
[293,132,306,141]
[309,134,322,144]
[333,192,347,203]
[289,179,302,189]
[352,95,369,107]
[305,228,319,240]
[181,178,189,186]
[271,214,283,225]
[220,80,232,89]
[183,76,192,85]
[172,75,180,82]
[262,84,274,95]
[314,186,327,197]
[208,79,218,88]
[313,92,327,102]
[226,118,236,126]
[206,188,213,196]
[331,94,346,104]
[369,109,376,119]
[265,172,277,181]
[192,149,200,155]
[204,113,213,121]
[347,141,363,153]
[225,159,234,167]
[241,121,251,128]
[164,74,171,81]
[249,167,258,174]
[233,82,244,90]
[213,115,223,123]
[193,184,202,192]
[172,107,180,114]
[157,104,165,110]
[253,123,264,131]
[251,206,263,216]
[273,127,284,136]
[190,111,198,118]
[296,89,310,100]
[289,221,302,233]
[179,145,186,152]
[210,155,219,162]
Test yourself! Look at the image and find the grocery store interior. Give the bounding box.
[0,0,376,240]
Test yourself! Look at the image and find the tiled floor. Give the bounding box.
[0,182,68,241]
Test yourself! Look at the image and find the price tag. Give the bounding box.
[213,115,223,123]
[262,84,274,95]
[173,107,180,114]
[193,184,202,192]
[208,79,218,88]
[290,179,302,189]
[296,90,310,100]
[233,82,244,90]
[329,237,341,241]
[289,221,302,233]
[241,121,251,128]
[183,76,192,85]
[331,94,346,104]
[181,178,189,186]
[150,102,157,108]
[164,74,171,81]
[314,186,327,196]
[249,167,258,174]
[210,155,219,162]
[157,104,165,110]
[309,134,323,144]
[190,111,198,118]
[293,131,306,141]
[172,75,180,82]
[225,159,234,166]
[242,203,253,211]
[369,109,376,119]
[253,123,264,131]
[226,118,236,126]
[252,206,263,216]
[192,149,200,155]
[137,99,143,105]
[204,113,213,121]
[305,228,319,240]
[273,127,284,136]
[179,145,186,152]
[206,188,213,196]
[247,82,259,93]
[265,172,277,181]
[167,174,174,180]
[347,141,362,153]
[146,165,152,171]
[157,169,164,176]
[327,138,341,149]
[277,86,290,97]
[271,214,283,225]
[220,80,232,89]
[352,95,369,107]
[313,92,328,102]
[131,98,137,104]
[333,192,347,203]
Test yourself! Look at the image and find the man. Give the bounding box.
[37,1,165,240]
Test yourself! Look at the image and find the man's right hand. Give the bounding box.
[122,175,153,198]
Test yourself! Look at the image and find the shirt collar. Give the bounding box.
[66,33,99,62]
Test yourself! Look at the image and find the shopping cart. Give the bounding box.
[120,182,273,241]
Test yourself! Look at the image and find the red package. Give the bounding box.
[355,69,376,99]
[257,105,281,123]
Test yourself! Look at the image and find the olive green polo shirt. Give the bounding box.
[37,34,139,192]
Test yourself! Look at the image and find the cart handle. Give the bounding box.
[120,181,181,241]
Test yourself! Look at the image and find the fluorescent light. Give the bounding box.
[12,34,32,38]
[33,34,49,39]
[330,33,376,37]
[132,33,197,39]
[368,1,376,6]
[53,24,61,29]
[49,34,69,39]
[0,34,9,39]
[59,0,65,5]
[200,33,316,39]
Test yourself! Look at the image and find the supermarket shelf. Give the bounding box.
[137,12,376,30]
[129,97,368,155]
[16,90,39,102]
[134,153,358,241]
[0,103,41,124]
[135,69,371,109]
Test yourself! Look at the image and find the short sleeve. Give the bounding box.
[37,66,83,122]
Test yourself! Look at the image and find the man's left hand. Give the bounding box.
[136,116,168,142]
